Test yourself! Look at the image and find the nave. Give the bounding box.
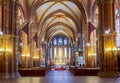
[1,70,120,83]
[1,0,120,80]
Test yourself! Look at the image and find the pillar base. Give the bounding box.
[10,72,21,79]
[118,72,120,76]
[0,72,21,79]
[98,71,119,77]
[15,72,21,78]
[10,73,15,78]
[0,73,9,79]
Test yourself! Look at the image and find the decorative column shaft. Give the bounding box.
[97,0,118,77]
[38,35,41,67]
[44,43,47,66]
[0,0,21,79]
[67,46,69,64]
[68,47,71,65]
[29,23,35,68]
[52,46,54,66]
[70,45,73,65]
[48,46,51,65]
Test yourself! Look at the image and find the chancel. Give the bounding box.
[49,35,71,67]
[0,0,120,83]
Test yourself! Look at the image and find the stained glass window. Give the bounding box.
[54,48,56,57]
[0,6,1,32]
[58,38,62,45]
[53,38,57,45]
[116,9,120,47]
[64,38,67,45]
[51,35,70,46]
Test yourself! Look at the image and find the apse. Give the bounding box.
[48,34,71,66]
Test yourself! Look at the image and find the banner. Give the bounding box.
[88,22,96,42]
[33,33,38,48]
[22,22,29,44]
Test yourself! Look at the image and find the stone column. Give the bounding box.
[44,43,48,66]
[52,46,54,66]
[50,46,52,59]
[118,48,120,72]
[63,47,64,63]
[49,46,52,65]
[38,34,41,67]
[70,45,73,65]
[97,0,118,77]
[11,1,21,78]
[29,23,36,68]
[47,45,49,66]
[30,40,34,68]
[68,46,71,65]
[65,47,66,64]
[0,36,9,79]
[70,45,74,66]
[83,23,87,68]
[55,47,57,63]
[39,45,43,66]
[1,0,9,74]
[67,47,69,64]
[48,46,50,65]
[86,45,94,68]
[84,22,91,68]
[0,0,21,79]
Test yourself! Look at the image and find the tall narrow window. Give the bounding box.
[54,38,57,45]
[64,48,67,57]
[0,5,1,32]
[50,47,52,58]
[64,38,67,45]
[116,9,120,47]
[54,48,56,58]
[58,38,62,45]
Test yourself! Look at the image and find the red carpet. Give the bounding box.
[54,67,66,70]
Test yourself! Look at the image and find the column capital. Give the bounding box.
[97,0,115,5]
[99,32,117,38]
[0,0,18,5]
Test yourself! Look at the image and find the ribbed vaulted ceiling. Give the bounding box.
[36,1,82,43]
[18,0,98,43]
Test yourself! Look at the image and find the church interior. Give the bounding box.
[0,0,120,83]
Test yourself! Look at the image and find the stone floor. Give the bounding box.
[0,70,120,83]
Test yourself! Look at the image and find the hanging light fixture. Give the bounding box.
[86,43,90,46]
[0,31,3,35]
[104,29,110,34]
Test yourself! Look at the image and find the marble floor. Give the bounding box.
[0,70,120,83]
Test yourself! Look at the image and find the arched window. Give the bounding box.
[58,38,62,45]
[0,6,1,32]
[51,41,52,45]
[64,38,67,45]
[53,38,57,45]
[50,35,70,46]
[116,9,120,47]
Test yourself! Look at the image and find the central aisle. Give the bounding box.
[1,70,120,83]
[46,70,73,77]
[45,70,74,83]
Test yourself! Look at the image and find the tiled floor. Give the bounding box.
[0,70,120,83]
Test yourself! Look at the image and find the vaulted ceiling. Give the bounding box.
[17,0,99,43]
